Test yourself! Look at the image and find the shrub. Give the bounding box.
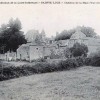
[90,57,100,66]
[70,43,88,57]
[49,49,61,59]
[75,56,86,66]
[0,57,89,81]
[31,58,46,62]
[58,58,79,70]
[64,47,72,58]
[84,57,91,66]
[88,51,100,66]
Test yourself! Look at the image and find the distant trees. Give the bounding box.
[35,35,42,44]
[0,18,27,53]
[55,29,75,41]
[81,26,96,37]
[55,26,97,41]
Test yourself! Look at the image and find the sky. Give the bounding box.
[0,0,100,37]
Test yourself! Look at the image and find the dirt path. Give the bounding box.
[0,66,100,100]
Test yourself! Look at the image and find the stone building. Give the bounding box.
[69,28,100,54]
[16,28,100,61]
[16,43,30,61]
[56,28,100,55]
[68,28,88,47]
[16,42,57,62]
[29,43,45,61]
[17,29,57,61]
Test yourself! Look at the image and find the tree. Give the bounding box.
[8,18,22,31]
[35,35,42,44]
[55,26,97,41]
[81,26,96,37]
[70,43,88,57]
[0,18,27,53]
[41,30,46,38]
[55,30,71,41]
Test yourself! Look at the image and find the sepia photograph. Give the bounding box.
[0,0,100,100]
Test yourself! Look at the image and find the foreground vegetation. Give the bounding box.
[0,57,92,81]
[0,42,100,81]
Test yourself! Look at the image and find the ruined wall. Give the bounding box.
[68,39,88,48]
[17,45,29,60]
[43,45,66,59]
[5,52,16,61]
[29,45,44,61]
[88,46,100,55]
[0,54,6,60]
[43,47,51,57]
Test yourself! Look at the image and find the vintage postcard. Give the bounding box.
[0,0,100,100]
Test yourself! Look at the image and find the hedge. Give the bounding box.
[0,57,90,81]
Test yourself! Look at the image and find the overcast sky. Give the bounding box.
[0,0,100,37]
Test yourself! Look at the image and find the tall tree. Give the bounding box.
[0,18,27,53]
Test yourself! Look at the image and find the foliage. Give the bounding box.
[55,26,97,41]
[64,47,72,58]
[0,18,27,53]
[70,43,88,57]
[81,26,96,37]
[49,49,61,59]
[88,51,100,66]
[58,58,79,70]
[75,56,86,66]
[35,35,42,44]
[55,29,75,41]
[0,57,89,81]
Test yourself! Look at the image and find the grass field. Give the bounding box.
[0,66,100,100]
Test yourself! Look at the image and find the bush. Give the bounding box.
[64,47,72,58]
[88,51,100,66]
[84,57,91,66]
[0,57,90,81]
[75,56,86,66]
[70,43,88,57]
[31,58,46,62]
[90,57,100,66]
[58,58,79,70]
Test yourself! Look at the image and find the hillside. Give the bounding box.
[0,66,100,100]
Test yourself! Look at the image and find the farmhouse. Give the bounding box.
[56,27,100,55]
[16,42,58,61]
[68,28,100,54]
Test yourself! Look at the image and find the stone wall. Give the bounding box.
[0,54,6,60]
[29,45,44,61]
[5,52,16,61]
[17,45,29,60]
[88,45,100,55]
